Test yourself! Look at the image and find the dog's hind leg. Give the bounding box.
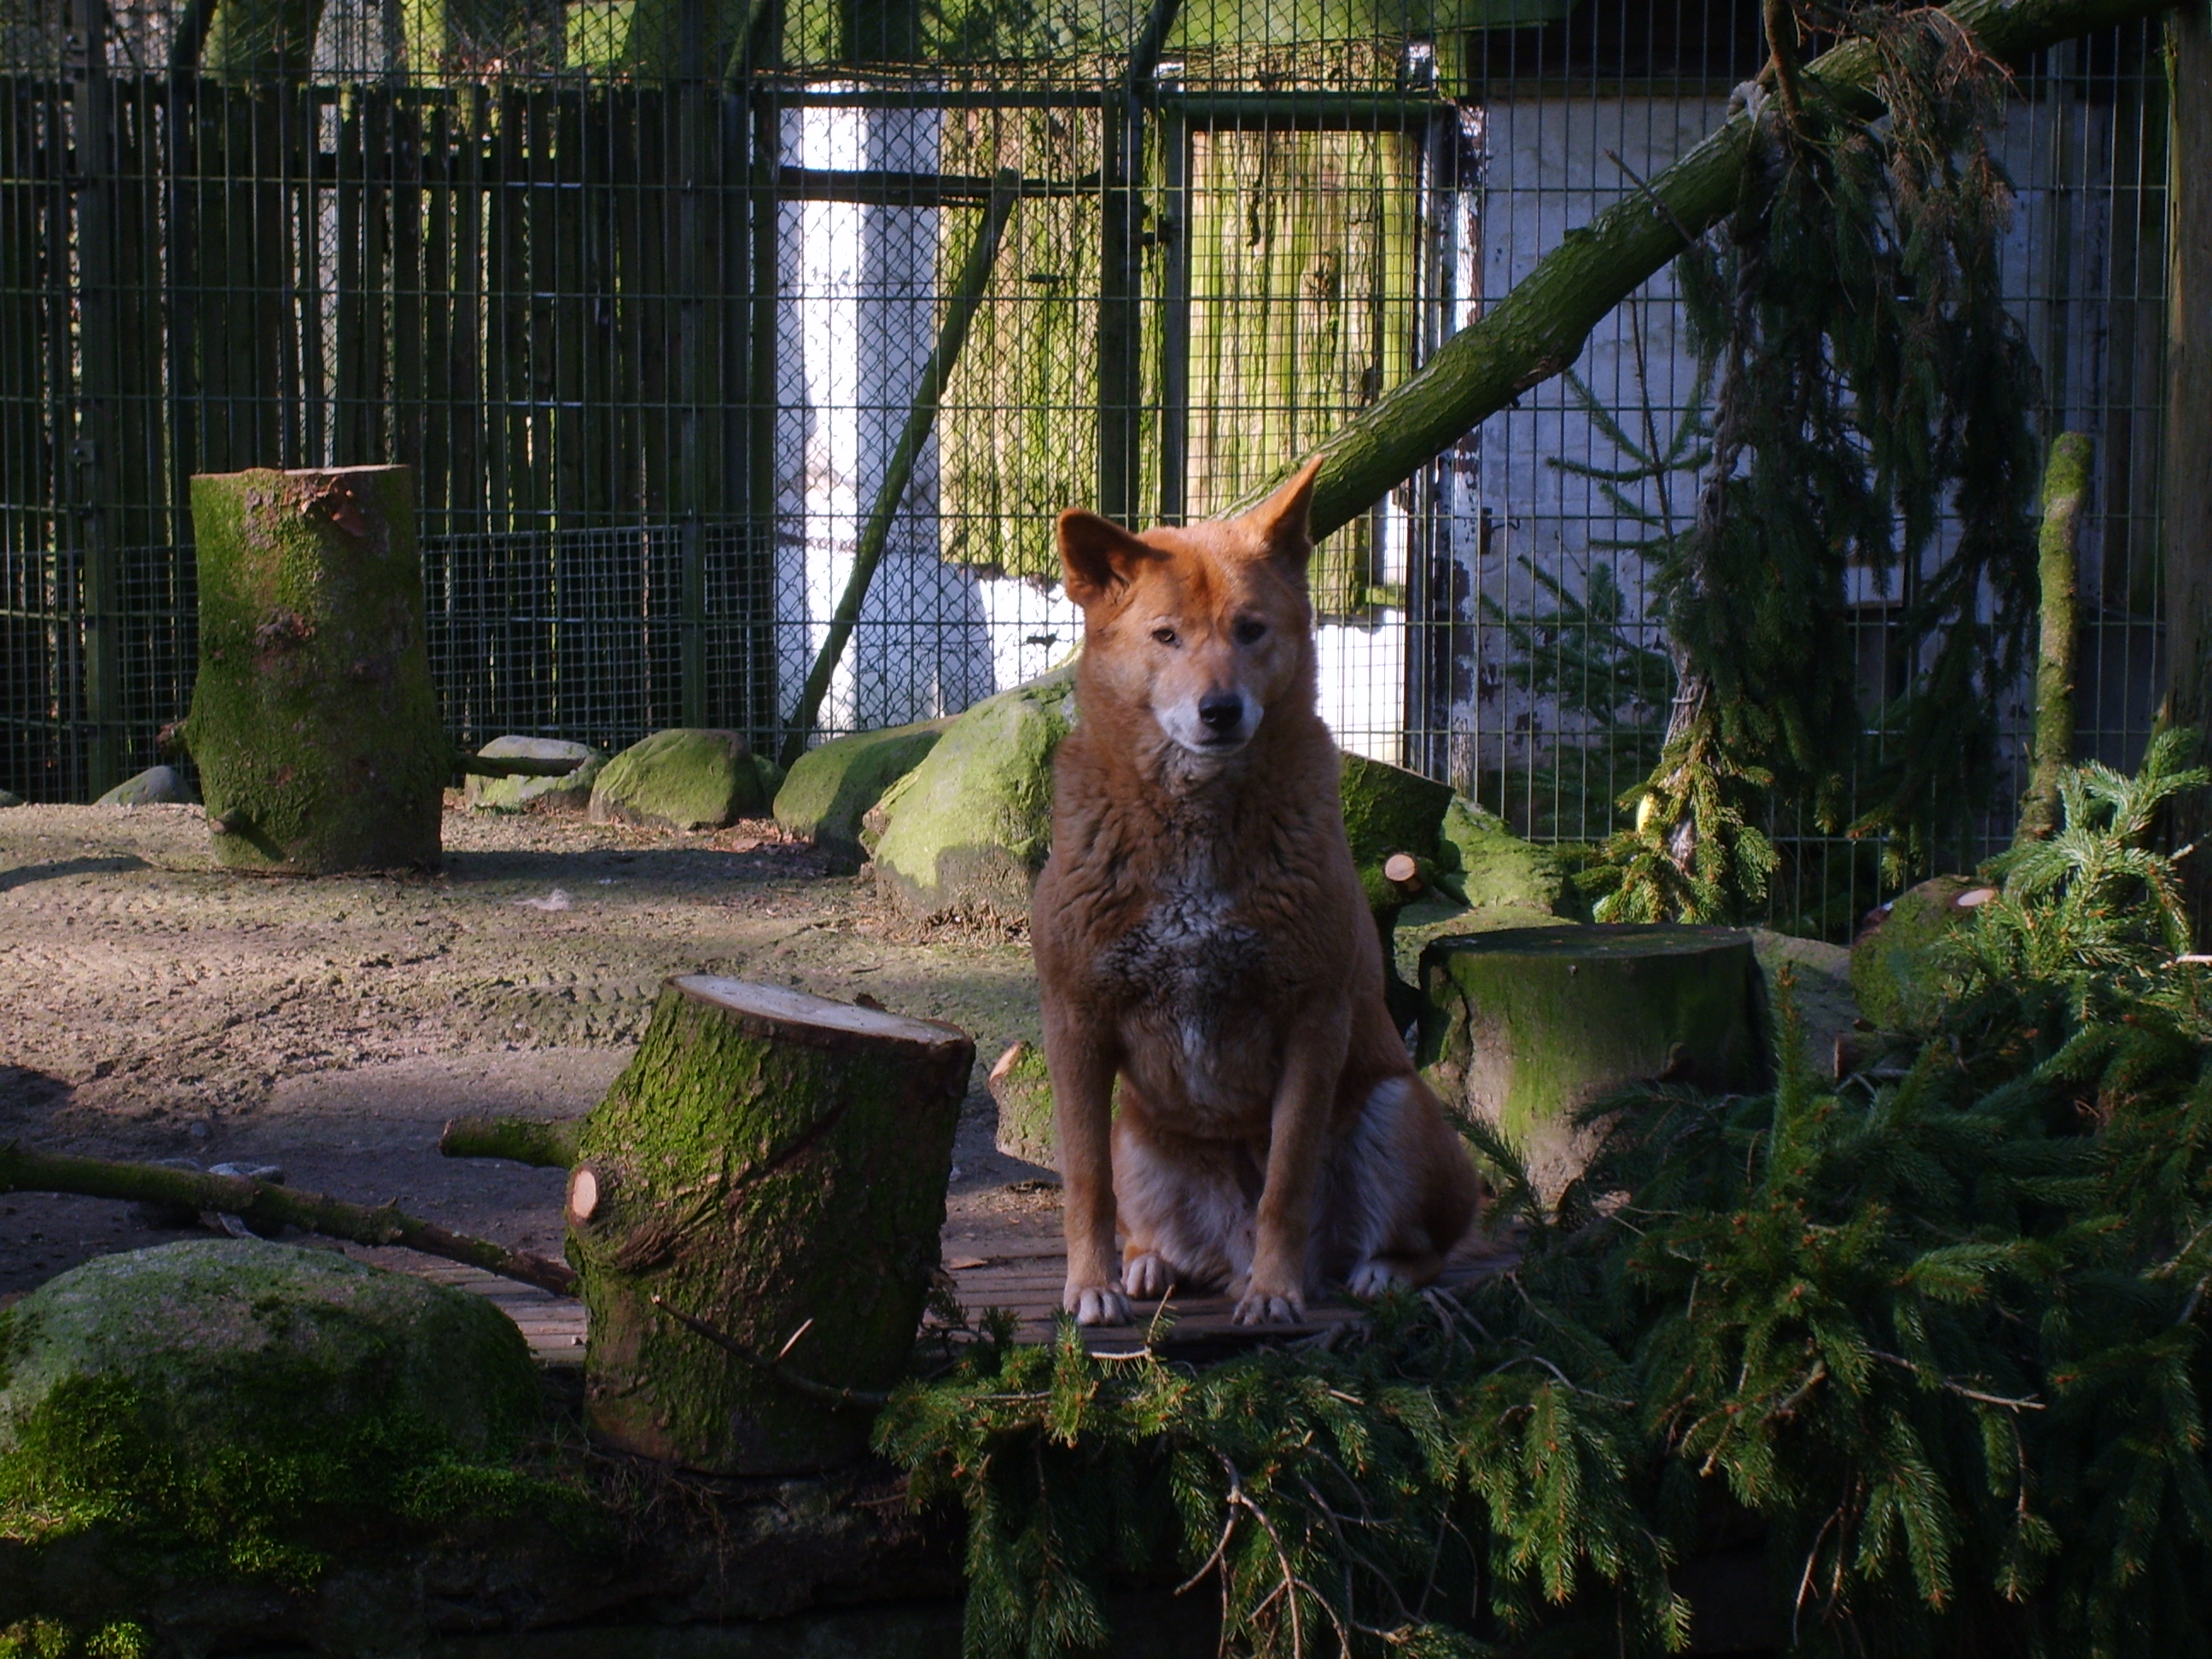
[1318,1075,1477,1299]
[1112,1097,1255,1300]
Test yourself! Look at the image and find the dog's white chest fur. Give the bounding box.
[1103,860,1267,1114]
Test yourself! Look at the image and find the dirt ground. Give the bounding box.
[0,797,1856,1309]
[0,796,1062,1301]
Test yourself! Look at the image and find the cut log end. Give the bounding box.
[567,1165,600,1224]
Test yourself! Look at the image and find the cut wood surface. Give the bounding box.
[570,975,973,1474]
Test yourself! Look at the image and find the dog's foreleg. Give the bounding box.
[1236,1002,1350,1326]
[1044,1011,1130,1326]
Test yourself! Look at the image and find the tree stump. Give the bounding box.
[570,975,973,1474]
[183,465,447,873]
[1417,925,1768,1203]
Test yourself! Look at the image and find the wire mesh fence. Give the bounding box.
[0,0,2173,939]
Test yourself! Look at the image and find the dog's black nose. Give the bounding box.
[1197,692,1243,733]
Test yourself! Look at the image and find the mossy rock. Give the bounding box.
[1436,798,1584,917]
[464,736,607,814]
[91,766,194,808]
[1849,875,1994,1033]
[988,1042,1057,1167]
[0,789,22,808]
[869,669,1075,922]
[1417,925,1767,1204]
[588,729,773,831]
[0,1239,543,1580]
[775,719,950,869]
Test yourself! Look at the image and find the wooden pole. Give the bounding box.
[1229,0,2186,545]
[2017,434,2093,845]
[0,1142,576,1295]
[777,171,1020,768]
[183,464,450,872]
[571,975,971,1473]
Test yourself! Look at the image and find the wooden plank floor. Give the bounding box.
[369,1224,1518,1369]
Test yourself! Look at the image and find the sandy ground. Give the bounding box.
[0,798,1856,1307]
[0,797,1058,1300]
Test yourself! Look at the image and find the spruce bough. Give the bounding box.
[880,734,2212,1657]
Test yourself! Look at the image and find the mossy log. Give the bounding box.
[2018,434,2093,845]
[569,975,973,1475]
[183,465,448,874]
[439,1115,580,1169]
[1417,925,1767,1204]
[0,1142,577,1294]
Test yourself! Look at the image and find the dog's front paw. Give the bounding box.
[1123,1252,1175,1301]
[1065,1281,1132,1326]
[1231,1285,1307,1325]
[1346,1259,1409,1300]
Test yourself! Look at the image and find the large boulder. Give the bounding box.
[1849,875,1994,1033]
[0,1240,541,1574]
[869,669,1075,922]
[774,718,949,869]
[464,736,606,814]
[588,729,775,831]
[93,765,193,807]
[1435,797,1585,918]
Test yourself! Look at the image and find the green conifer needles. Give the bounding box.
[882,740,2212,1657]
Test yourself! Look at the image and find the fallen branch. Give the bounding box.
[0,1141,577,1296]
[439,1115,581,1169]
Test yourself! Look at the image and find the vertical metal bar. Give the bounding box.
[746,11,781,748]
[69,0,121,795]
[1157,108,1189,526]
[678,0,707,727]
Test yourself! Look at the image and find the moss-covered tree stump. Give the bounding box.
[1417,925,1768,1203]
[182,466,448,873]
[569,976,973,1474]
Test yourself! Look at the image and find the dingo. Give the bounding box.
[1033,459,1480,1327]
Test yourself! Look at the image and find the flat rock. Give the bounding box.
[869,669,1074,922]
[465,736,606,814]
[0,1238,540,1473]
[93,765,193,807]
[589,729,773,831]
[774,718,949,868]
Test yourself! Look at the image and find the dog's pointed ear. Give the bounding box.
[1241,455,1324,567]
[1057,509,1155,608]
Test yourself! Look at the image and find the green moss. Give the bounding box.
[0,1241,558,1584]
[571,980,969,1473]
[183,468,448,874]
[1848,875,1985,1033]
[775,719,950,868]
[1435,797,1584,917]
[588,729,771,830]
[1417,924,1767,1200]
[1338,752,1454,870]
[870,669,1074,921]
[0,1620,148,1659]
[988,1041,1057,1166]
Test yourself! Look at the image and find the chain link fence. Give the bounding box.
[0,0,2172,936]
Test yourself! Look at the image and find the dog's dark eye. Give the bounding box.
[1151,626,1179,646]
[1233,618,1267,644]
